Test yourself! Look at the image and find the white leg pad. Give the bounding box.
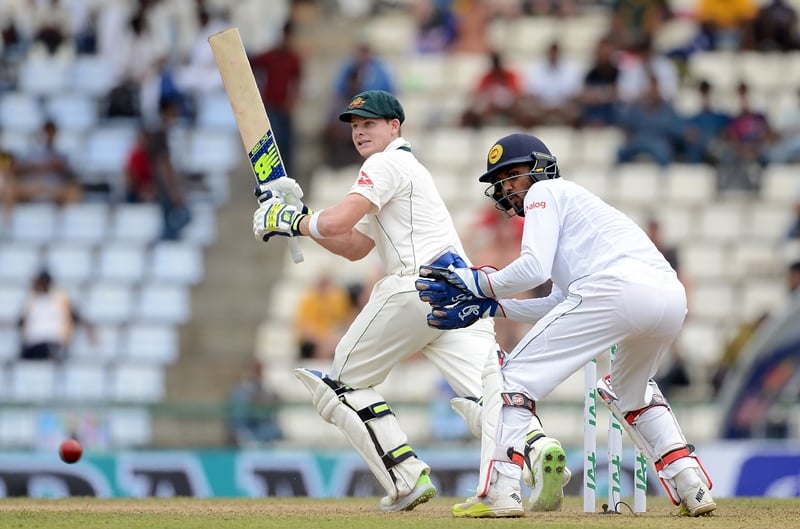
[596,375,712,504]
[294,368,428,500]
[476,351,527,497]
[450,396,482,438]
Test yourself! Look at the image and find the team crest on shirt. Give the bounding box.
[488,144,503,165]
[357,170,374,187]
[348,97,366,110]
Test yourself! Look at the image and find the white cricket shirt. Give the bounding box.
[348,137,469,275]
[490,178,675,299]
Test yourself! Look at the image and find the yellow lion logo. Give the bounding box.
[488,144,503,165]
[348,97,366,109]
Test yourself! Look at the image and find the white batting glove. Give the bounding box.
[255,177,304,202]
[253,198,308,241]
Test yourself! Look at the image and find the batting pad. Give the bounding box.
[293,368,429,500]
[450,397,482,438]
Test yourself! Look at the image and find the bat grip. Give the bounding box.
[281,191,305,264]
[288,238,304,264]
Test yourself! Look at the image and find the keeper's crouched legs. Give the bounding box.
[597,375,716,516]
[294,368,435,511]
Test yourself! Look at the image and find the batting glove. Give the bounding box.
[426,298,505,330]
[253,198,308,241]
[416,264,496,307]
[254,185,312,215]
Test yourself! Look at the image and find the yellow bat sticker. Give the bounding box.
[248,130,286,183]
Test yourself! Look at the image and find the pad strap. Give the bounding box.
[654,445,693,472]
[357,402,393,421]
[382,443,417,469]
[501,392,536,412]
[624,400,669,425]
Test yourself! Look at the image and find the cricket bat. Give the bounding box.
[208,27,304,263]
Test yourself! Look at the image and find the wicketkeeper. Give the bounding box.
[416,133,717,518]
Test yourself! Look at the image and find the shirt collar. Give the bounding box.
[384,137,411,152]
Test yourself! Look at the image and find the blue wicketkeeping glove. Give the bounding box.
[416,263,495,307]
[426,298,505,330]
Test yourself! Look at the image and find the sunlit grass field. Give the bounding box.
[0,497,797,529]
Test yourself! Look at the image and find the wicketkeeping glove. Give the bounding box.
[426,298,505,330]
[253,198,308,241]
[416,264,496,307]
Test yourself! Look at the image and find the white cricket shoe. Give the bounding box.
[452,488,524,518]
[674,467,717,517]
[524,434,568,512]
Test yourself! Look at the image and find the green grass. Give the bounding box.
[0,497,797,529]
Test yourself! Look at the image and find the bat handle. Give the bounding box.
[289,238,304,263]
[280,190,305,264]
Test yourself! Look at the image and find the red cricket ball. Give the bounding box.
[59,439,83,464]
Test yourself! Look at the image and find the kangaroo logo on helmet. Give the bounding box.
[488,144,503,165]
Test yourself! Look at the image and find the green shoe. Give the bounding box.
[380,473,437,512]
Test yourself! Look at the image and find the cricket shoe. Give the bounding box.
[674,467,716,517]
[380,472,437,512]
[523,431,568,512]
[452,488,524,518]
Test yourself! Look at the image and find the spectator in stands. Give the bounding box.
[616,73,685,167]
[609,0,672,49]
[105,5,168,120]
[520,0,580,17]
[768,88,800,165]
[124,127,156,203]
[449,0,492,54]
[716,81,773,192]
[751,0,799,51]
[460,49,526,129]
[332,42,395,103]
[12,120,82,206]
[0,150,16,218]
[521,41,583,128]
[616,35,679,104]
[148,98,191,240]
[173,2,227,97]
[226,360,283,446]
[32,0,72,55]
[74,6,99,55]
[578,37,622,128]
[251,19,303,177]
[411,0,458,54]
[18,269,95,362]
[295,273,355,360]
[681,80,731,164]
[694,0,758,51]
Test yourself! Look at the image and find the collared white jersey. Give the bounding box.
[489,178,675,298]
[349,137,469,275]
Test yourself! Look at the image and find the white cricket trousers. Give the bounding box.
[499,260,687,443]
[329,274,496,398]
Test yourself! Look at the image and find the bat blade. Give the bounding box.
[208,27,303,263]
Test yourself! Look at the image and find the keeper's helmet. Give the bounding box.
[478,133,559,217]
